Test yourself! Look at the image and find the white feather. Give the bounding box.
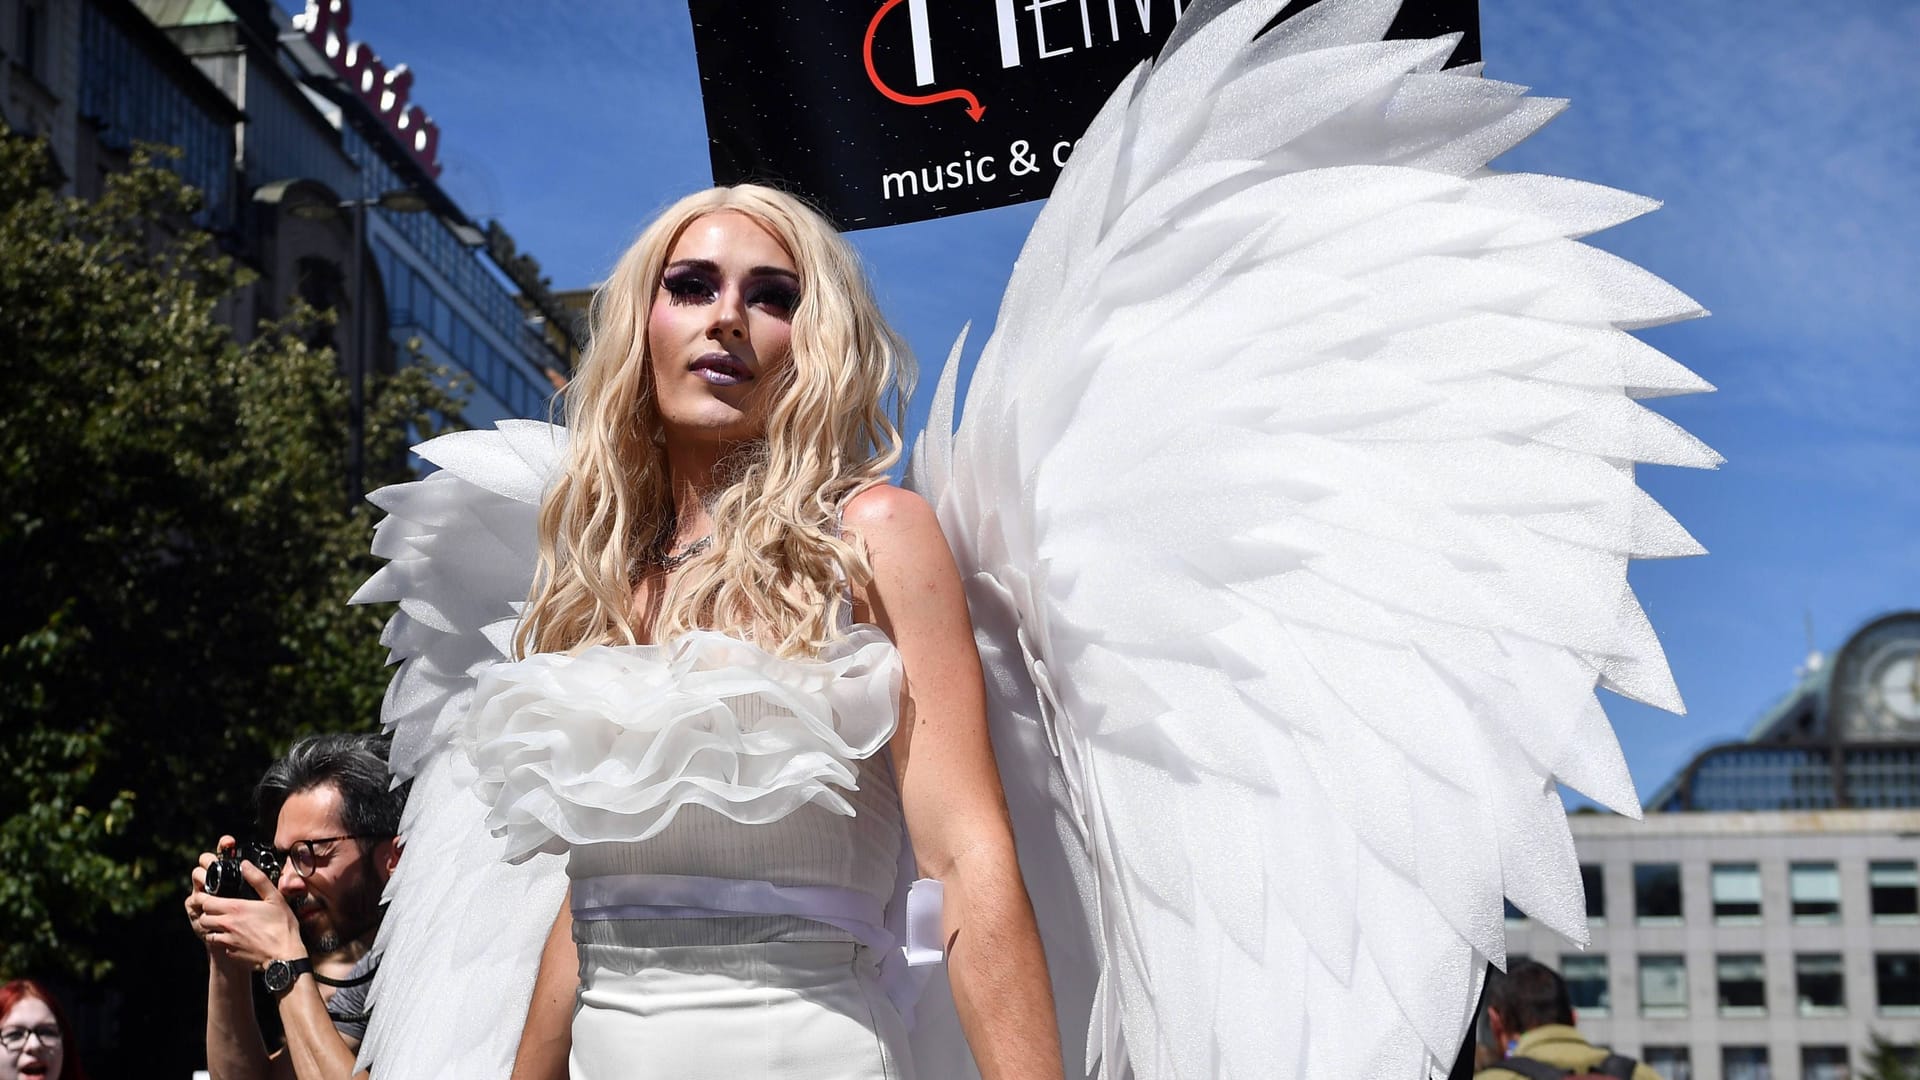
[350,425,571,1079]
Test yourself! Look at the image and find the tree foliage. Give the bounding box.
[0,129,461,983]
[1865,1031,1920,1080]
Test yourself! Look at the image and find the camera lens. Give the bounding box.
[205,859,235,898]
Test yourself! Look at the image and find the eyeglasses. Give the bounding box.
[0,1025,61,1050]
[275,834,390,878]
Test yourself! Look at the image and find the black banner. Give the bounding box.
[690,0,1479,230]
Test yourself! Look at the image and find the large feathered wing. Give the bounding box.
[908,1,1715,1077]
[348,420,571,1078]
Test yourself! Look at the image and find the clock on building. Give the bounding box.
[1832,612,1920,740]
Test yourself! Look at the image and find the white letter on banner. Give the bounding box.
[908,0,935,86]
[1026,0,1072,59]
[994,0,1021,68]
[882,171,919,200]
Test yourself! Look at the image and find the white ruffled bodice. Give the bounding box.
[463,625,908,922]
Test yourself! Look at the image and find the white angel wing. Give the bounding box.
[908,1,1714,1077]
[348,419,571,1078]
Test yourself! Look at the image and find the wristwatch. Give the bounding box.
[263,957,314,995]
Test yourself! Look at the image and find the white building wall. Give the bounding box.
[1504,810,1920,1080]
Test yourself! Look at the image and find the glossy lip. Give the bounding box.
[690,351,753,385]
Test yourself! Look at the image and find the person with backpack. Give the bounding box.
[1474,960,1665,1080]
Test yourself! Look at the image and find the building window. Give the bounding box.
[1845,746,1920,808]
[1687,746,1836,811]
[1872,861,1920,921]
[1801,1046,1850,1080]
[1723,1046,1770,1080]
[1503,898,1525,925]
[1639,954,1687,1018]
[1717,954,1766,1016]
[1711,863,1762,923]
[1561,954,1608,1017]
[20,1,48,81]
[385,260,412,323]
[433,299,454,348]
[451,312,473,363]
[1796,953,1846,1016]
[1581,863,1605,924]
[1872,1043,1920,1073]
[411,274,434,333]
[1791,862,1841,923]
[1878,953,1920,1015]
[1642,1047,1690,1080]
[1634,863,1682,924]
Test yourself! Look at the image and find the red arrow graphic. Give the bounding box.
[863,0,986,122]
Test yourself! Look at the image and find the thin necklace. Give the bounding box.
[656,535,712,570]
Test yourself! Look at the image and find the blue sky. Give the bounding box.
[302,0,1920,807]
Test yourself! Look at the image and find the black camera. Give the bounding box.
[204,841,283,899]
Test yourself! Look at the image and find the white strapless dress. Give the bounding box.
[462,624,926,1079]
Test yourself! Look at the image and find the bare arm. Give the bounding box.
[509,891,576,1080]
[272,969,360,1080]
[202,955,286,1080]
[847,485,1063,1080]
[199,858,368,1080]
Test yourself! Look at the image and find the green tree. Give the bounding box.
[0,128,462,988]
[1864,1031,1920,1080]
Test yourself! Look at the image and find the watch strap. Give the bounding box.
[266,956,314,994]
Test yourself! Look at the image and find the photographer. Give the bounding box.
[184,734,405,1080]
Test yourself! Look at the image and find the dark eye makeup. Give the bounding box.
[661,268,716,304]
[748,282,800,314]
[660,264,800,316]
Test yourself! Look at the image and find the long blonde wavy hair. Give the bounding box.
[515,186,913,659]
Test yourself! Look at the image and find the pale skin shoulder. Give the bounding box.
[839,482,967,785]
[842,483,1064,1080]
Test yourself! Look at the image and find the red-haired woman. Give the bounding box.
[0,979,88,1080]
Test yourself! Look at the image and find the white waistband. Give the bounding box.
[570,871,946,1024]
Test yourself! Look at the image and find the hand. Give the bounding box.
[187,838,305,971]
[186,835,245,967]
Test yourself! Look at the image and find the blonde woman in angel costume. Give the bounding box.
[356,2,1717,1077]
[477,187,1064,1079]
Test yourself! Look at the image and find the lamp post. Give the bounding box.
[339,187,434,505]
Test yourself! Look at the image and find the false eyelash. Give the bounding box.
[749,285,800,312]
[661,272,715,304]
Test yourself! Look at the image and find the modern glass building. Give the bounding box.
[17,0,578,444]
[78,0,239,230]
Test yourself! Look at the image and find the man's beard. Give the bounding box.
[297,868,385,954]
[310,922,346,954]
